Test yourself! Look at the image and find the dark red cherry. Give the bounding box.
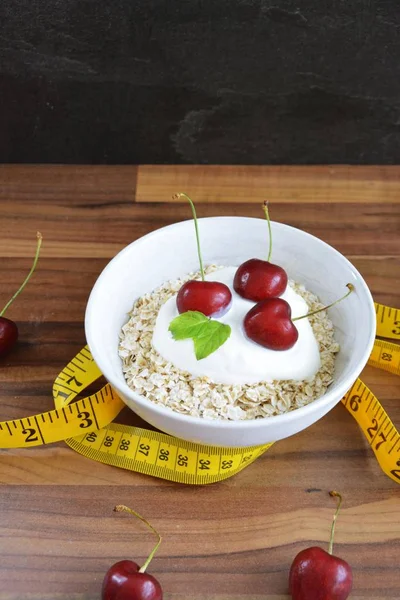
[234,258,288,301]
[289,492,352,600]
[102,559,162,600]
[105,505,163,600]
[234,202,287,301]
[243,298,298,350]
[289,546,352,600]
[243,285,354,351]
[0,317,19,358]
[173,193,233,318]
[0,232,42,359]
[177,280,232,317]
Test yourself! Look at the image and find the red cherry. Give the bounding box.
[289,547,352,600]
[102,560,162,600]
[0,232,42,359]
[289,492,352,600]
[103,506,163,600]
[177,280,232,317]
[173,193,232,318]
[244,298,298,350]
[234,202,288,301]
[0,317,19,358]
[234,258,288,301]
[244,285,354,351]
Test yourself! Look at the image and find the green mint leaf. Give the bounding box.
[193,321,231,360]
[168,311,231,360]
[168,311,208,340]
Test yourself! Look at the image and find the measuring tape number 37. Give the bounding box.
[0,302,399,485]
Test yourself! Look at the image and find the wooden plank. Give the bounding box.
[0,165,137,203]
[136,165,400,203]
[0,203,399,258]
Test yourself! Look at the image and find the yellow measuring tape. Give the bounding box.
[0,303,399,485]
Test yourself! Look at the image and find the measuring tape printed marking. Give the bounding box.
[68,425,273,484]
[0,303,399,485]
[368,338,400,377]
[342,379,400,485]
[0,385,121,449]
[375,302,400,341]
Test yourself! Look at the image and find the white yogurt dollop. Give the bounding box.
[152,267,321,385]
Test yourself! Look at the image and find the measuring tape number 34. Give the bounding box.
[0,302,399,485]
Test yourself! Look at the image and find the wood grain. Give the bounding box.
[0,164,138,203]
[136,165,400,204]
[0,203,399,258]
[0,165,399,599]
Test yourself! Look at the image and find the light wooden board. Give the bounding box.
[136,165,400,203]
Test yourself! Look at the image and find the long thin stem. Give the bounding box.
[328,491,343,555]
[0,232,43,317]
[262,201,273,262]
[292,284,354,322]
[114,505,162,573]
[173,193,205,281]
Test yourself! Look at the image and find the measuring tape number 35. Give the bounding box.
[0,302,399,485]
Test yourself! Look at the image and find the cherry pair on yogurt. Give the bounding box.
[174,193,232,318]
[232,201,293,350]
[233,204,353,351]
[175,196,283,319]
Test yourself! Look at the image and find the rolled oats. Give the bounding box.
[119,266,338,421]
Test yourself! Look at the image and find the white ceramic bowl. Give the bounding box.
[85,217,376,448]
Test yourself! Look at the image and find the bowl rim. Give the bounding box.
[85,216,377,431]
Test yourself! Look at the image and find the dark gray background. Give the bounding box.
[1,0,399,164]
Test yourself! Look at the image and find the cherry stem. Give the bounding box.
[0,232,43,318]
[262,201,273,262]
[114,505,162,573]
[292,283,354,322]
[328,491,343,555]
[173,192,205,281]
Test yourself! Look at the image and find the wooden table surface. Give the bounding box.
[0,165,399,600]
